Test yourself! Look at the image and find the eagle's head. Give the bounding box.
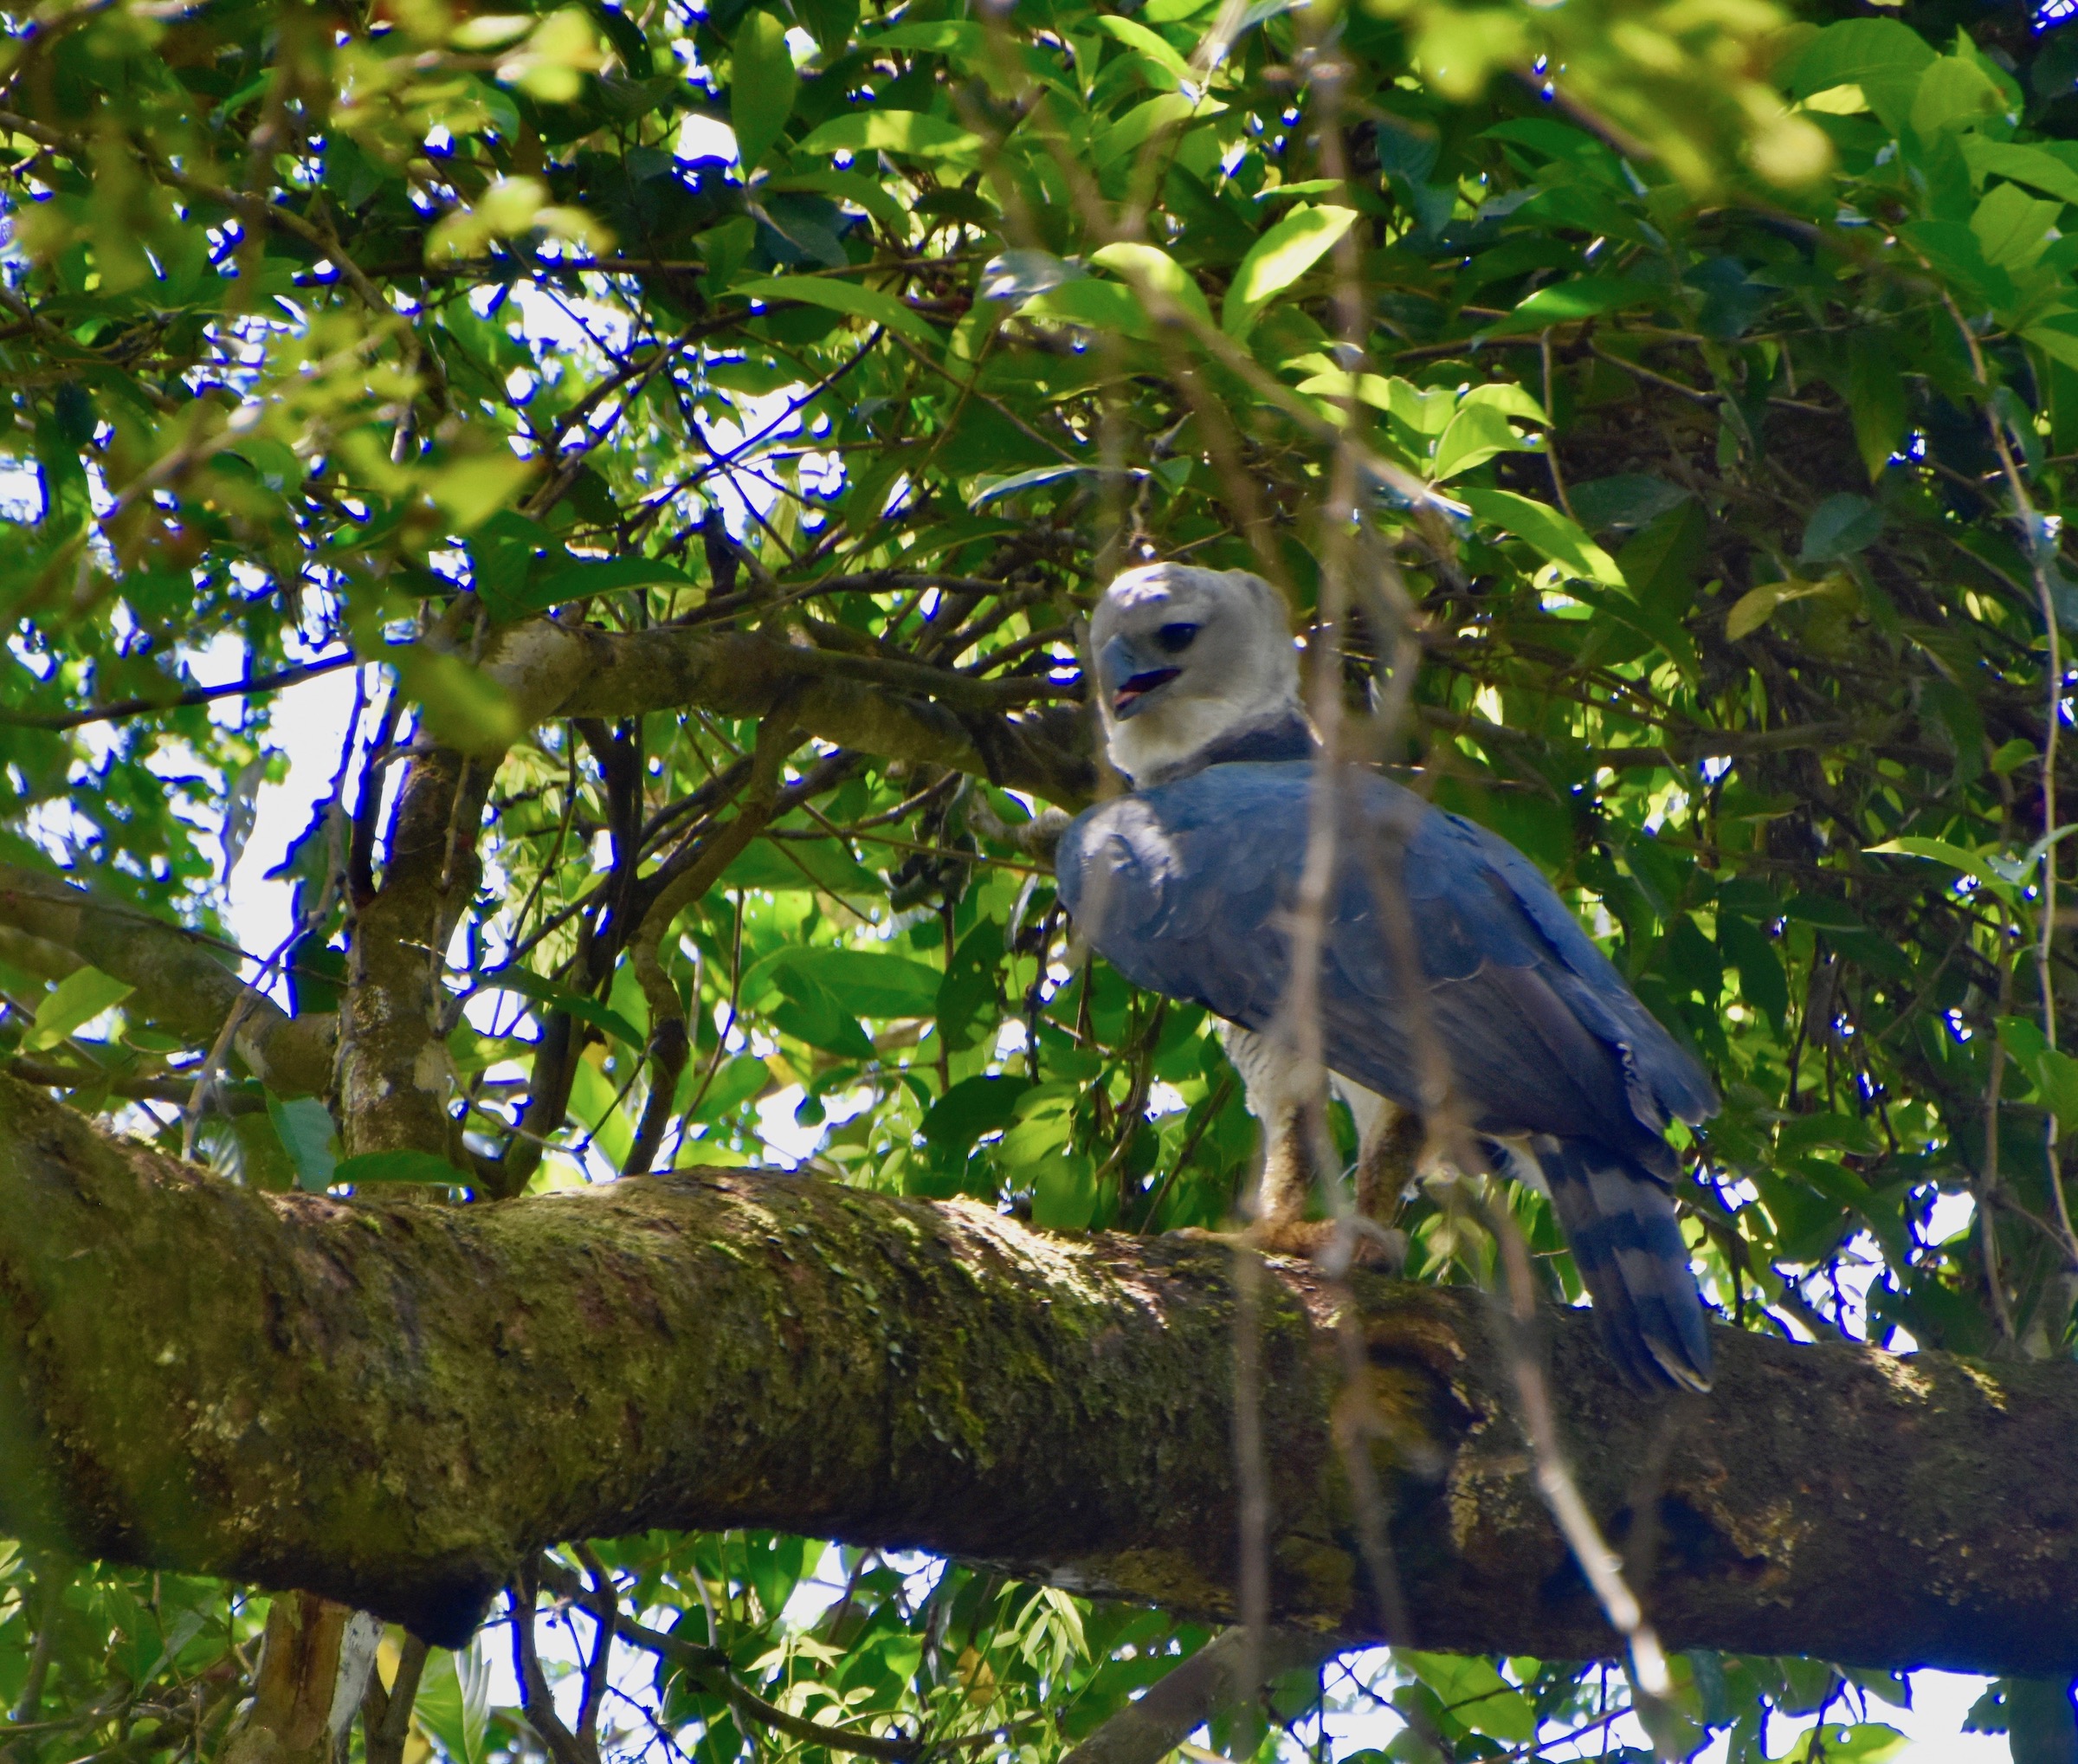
[1089,562,1302,784]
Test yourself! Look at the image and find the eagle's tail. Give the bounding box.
[1525,1134,1713,1393]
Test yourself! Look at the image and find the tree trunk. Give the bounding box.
[3,1073,2075,1672]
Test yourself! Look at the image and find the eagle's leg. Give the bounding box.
[1336,1080,1418,1269]
[1183,1025,1404,1262]
[1255,1103,1316,1228]
[1346,1093,1425,1224]
[1217,1024,1328,1250]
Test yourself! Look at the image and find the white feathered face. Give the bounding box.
[1088,563,1300,781]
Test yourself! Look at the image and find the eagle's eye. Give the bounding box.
[1154,622,1200,655]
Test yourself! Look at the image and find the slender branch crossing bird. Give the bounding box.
[1054,562,1719,1392]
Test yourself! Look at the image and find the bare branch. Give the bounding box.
[1060,1629,1331,1764]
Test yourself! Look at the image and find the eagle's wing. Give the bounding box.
[1059,763,1713,1148]
[1055,766,1323,1037]
[1325,788,1718,1156]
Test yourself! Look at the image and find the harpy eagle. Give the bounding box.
[1054,563,1718,1392]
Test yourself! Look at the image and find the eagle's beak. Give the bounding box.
[1113,668,1180,717]
[1100,635,1180,720]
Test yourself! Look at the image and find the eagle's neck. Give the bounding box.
[1124,705,1315,786]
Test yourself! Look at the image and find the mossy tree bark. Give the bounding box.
[3,1070,2076,1673]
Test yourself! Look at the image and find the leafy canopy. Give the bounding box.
[0,0,2075,1754]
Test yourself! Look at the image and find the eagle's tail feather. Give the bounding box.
[1527,1134,1712,1393]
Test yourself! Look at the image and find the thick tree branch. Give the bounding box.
[338,735,493,1157]
[0,867,332,1096]
[3,1072,2076,1674]
[486,620,1095,808]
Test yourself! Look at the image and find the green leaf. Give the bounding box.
[1997,1017,2078,1123]
[2026,313,2078,374]
[682,1052,771,1125]
[1294,368,1399,416]
[1476,275,1661,339]
[686,1051,772,1123]
[267,1094,339,1193]
[1381,377,1461,437]
[731,9,798,173]
[1800,493,1883,563]
[1963,138,2078,208]
[1430,402,1536,480]
[1719,916,1789,1029]
[866,20,983,55]
[566,1054,635,1167]
[920,1072,1030,1151]
[748,947,944,1018]
[1090,15,1192,86]
[998,1083,1079,1171]
[1782,17,1935,133]
[1457,487,1624,585]
[1611,497,1706,611]
[1094,93,1218,168]
[732,275,944,347]
[476,968,645,1050]
[426,452,533,532]
[24,966,135,1051]
[1898,220,2017,313]
[936,917,1004,1051]
[486,554,694,621]
[1221,203,1357,338]
[1779,1725,1907,1764]
[1972,181,2062,275]
[1864,834,1996,871]
[794,111,984,168]
[1457,381,1550,425]
[1910,54,2006,139]
[414,1645,491,1764]
[971,463,1117,507]
[332,1149,470,1186]
[1726,573,1853,640]
[719,837,881,897]
[1020,278,1151,338]
[394,649,523,756]
[766,170,914,242]
[1847,329,1907,480]
[1031,1150,1097,1230]
[1398,1653,1537,1743]
[1089,242,1215,331]
[765,966,877,1058]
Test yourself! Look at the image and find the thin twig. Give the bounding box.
[0,650,363,730]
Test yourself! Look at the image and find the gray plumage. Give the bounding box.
[1056,563,1718,1392]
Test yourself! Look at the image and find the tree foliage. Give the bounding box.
[1,0,2077,1754]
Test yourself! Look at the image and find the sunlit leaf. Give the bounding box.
[1477,275,1662,339]
[1430,402,1538,480]
[794,111,985,167]
[1458,487,1623,585]
[24,966,134,1052]
[732,275,944,346]
[1221,203,1357,338]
